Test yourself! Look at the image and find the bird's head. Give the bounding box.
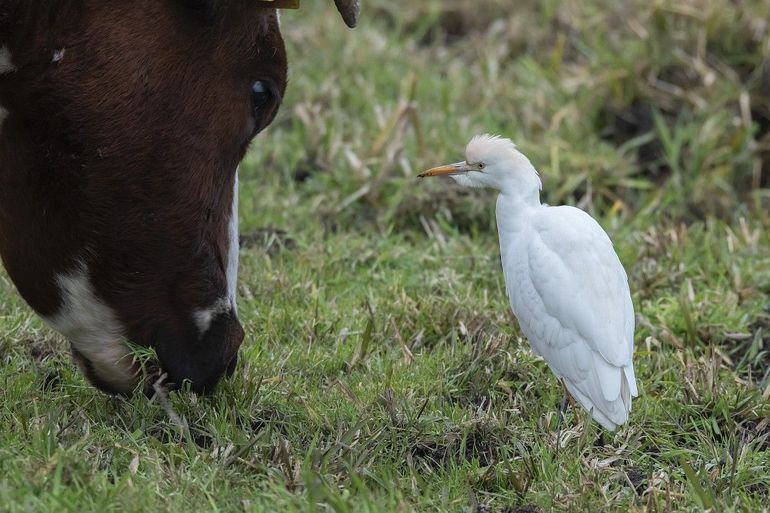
[418,134,541,195]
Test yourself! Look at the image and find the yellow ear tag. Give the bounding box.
[257,0,300,8]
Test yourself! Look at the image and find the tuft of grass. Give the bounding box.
[2,0,770,511]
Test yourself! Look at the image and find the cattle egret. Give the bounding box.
[419,134,638,431]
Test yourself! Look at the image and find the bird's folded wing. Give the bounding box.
[525,206,634,369]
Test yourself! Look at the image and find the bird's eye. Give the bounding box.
[479,162,485,169]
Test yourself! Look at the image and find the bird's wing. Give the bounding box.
[504,205,637,429]
[528,206,633,366]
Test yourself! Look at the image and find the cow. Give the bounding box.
[0,0,359,395]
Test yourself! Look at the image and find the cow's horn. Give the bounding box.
[332,0,359,28]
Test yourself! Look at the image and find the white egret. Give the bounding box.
[419,134,638,431]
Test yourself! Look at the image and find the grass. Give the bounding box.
[2,0,770,511]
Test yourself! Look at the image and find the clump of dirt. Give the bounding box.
[242,406,289,435]
[727,316,770,382]
[746,482,769,497]
[291,159,316,183]
[410,422,505,470]
[26,337,62,363]
[464,423,500,467]
[40,369,62,391]
[409,439,453,469]
[738,418,770,452]
[625,466,648,495]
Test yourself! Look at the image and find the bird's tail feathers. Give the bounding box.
[623,365,638,398]
[563,380,622,431]
[564,369,635,431]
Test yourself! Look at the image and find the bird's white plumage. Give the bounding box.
[499,201,636,429]
[423,134,638,430]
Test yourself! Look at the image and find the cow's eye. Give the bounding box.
[251,80,270,106]
[250,79,281,136]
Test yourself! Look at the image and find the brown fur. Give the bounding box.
[0,0,289,393]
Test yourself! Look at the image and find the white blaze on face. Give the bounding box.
[192,169,239,336]
[193,298,231,335]
[44,262,139,393]
[226,169,239,308]
[0,46,15,74]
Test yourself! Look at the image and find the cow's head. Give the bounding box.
[0,0,358,394]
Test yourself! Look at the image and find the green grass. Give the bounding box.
[2,0,770,511]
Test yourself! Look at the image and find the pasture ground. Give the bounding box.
[1,1,769,511]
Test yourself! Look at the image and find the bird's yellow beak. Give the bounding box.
[418,161,471,178]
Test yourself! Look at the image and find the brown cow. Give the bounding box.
[0,0,358,394]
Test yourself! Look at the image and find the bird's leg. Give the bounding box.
[555,379,569,431]
[555,379,570,454]
[557,392,569,428]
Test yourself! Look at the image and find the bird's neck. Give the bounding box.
[496,159,543,212]
[495,187,541,234]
